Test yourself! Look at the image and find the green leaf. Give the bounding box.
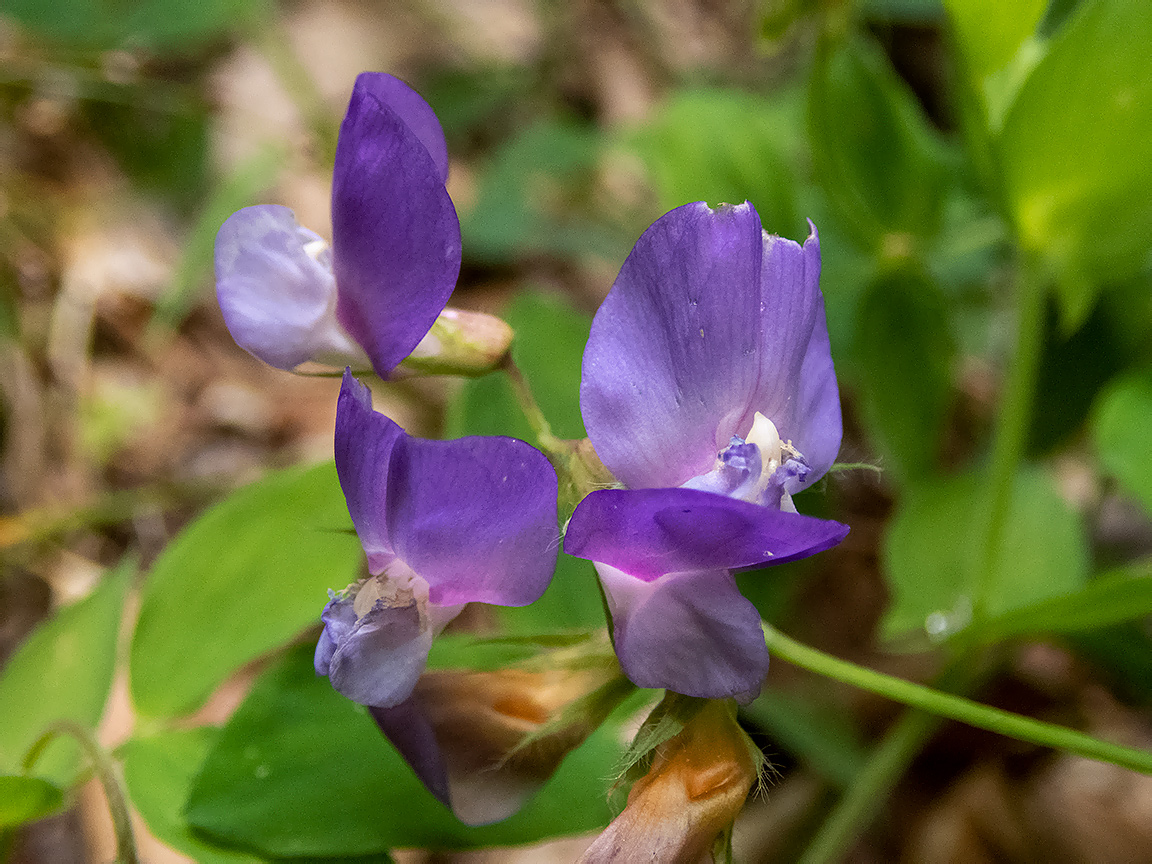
[944,0,1047,89]
[881,467,1089,641]
[999,0,1152,329]
[983,563,1152,640]
[121,729,264,864]
[461,122,618,263]
[84,101,209,210]
[0,776,64,829]
[187,645,632,856]
[854,269,954,481]
[4,0,262,50]
[0,562,130,784]
[130,461,362,719]
[808,34,951,247]
[628,87,800,235]
[1093,370,1152,518]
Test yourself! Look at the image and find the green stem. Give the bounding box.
[763,623,1152,775]
[22,721,139,864]
[502,358,567,458]
[798,708,941,864]
[969,255,1047,628]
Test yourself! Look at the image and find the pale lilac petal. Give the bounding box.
[215,205,357,369]
[565,487,849,581]
[369,698,451,807]
[596,564,768,701]
[581,202,766,488]
[386,435,559,608]
[332,76,461,378]
[334,370,402,573]
[314,595,357,676]
[353,73,449,184]
[325,599,432,707]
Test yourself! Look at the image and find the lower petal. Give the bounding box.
[596,564,768,702]
[326,599,432,707]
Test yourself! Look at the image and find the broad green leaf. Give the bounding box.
[944,0,1047,88]
[4,0,262,50]
[120,730,264,864]
[446,291,590,442]
[882,467,1089,641]
[855,269,954,482]
[809,34,951,247]
[461,122,619,263]
[999,0,1152,329]
[186,645,634,856]
[0,776,64,828]
[628,87,800,235]
[0,562,129,784]
[983,564,1152,640]
[497,552,606,633]
[1093,370,1152,518]
[130,461,362,719]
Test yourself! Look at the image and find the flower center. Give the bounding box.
[681,411,810,511]
[351,560,427,619]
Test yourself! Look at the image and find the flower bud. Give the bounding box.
[401,308,514,376]
[580,699,758,864]
[372,655,631,825]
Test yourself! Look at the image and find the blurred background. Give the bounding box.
[2,0,1151,861]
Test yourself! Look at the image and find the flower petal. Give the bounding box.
[334,370,403,573]
[325,598,432,707]
[353,73,449,183]
[595,564,768,701]
[749,223,841,485]
[581,206,840,490]
[332,75,461,378]
[565,487,849,580]
[386,435,559,608]
[581,202,767,488]
[214,205,358,369]
[368,698,452,807]
[314,594,357,676]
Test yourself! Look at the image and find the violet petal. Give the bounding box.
[386,434,559,608]
[581,202,766,488]
[353,73,449,184]
[369,698,452,807]
[565,487,849,580]
[215,205,354,370]
[332,76,461,378]
[334,370,403,573]
[750,224,841,487]
[596,564,769,701]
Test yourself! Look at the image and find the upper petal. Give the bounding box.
[581,202,766,488]
[581,206,840,489]
[565,487,850,580]
[332,75,461,378]
[747,223,841,485]
[386,434,559,608]
[352,73,449,183]
[334,370,403,573]
[596,564,769,701]
[214,205,357,369]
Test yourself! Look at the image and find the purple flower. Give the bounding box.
[214,73,460,377]
[564,202,849,701]
[315,370,559,708]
